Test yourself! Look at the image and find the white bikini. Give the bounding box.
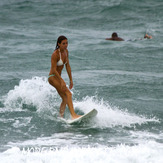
[48,49,67,79]
[57,49,67,66]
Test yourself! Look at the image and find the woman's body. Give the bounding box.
[48,36,81,120]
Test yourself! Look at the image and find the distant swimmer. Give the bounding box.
[144,34,152,39]
[127,33,153,41]
[106,32,124,41]
[48,35,81,120]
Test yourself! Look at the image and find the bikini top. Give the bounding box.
[57,49,67,66]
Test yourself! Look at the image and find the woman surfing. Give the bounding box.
[48,36,81,120]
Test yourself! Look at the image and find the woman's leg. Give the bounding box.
[59,100,67,117]
[58,92,67,117]
[64,89,81,119]
[48,76,81,119]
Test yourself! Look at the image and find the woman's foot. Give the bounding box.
[72,114,82,120]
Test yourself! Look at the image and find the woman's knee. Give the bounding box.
[65,89,72,97]
[59,92,68,103]
[61,94,67,103]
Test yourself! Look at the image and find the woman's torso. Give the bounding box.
[49,49,68,75]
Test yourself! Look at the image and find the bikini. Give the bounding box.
[48,49,67,79]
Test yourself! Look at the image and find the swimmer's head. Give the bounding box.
[112,32,118,38]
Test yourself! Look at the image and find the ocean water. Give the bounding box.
[0,0,163,162]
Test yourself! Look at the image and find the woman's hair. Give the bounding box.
[55,35,67,50]
[112,32,118,37]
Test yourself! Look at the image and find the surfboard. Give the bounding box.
[66,108,98,125]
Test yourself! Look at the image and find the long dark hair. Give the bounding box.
[55,35,67,50]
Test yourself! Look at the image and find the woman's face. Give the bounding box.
[59,39,68,50]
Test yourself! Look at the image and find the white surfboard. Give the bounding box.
[66,109,98,125]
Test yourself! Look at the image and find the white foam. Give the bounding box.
[1,77,159,128]
[1,141,163,163]
[1,76,59,114]
[74,96,159,128]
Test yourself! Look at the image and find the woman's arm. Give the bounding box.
[65,51,73,89]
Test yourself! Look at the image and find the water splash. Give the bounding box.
[1,77,159,128]
[1,76,59,113]
[74,96,159,128]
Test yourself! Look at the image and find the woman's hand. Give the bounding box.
[69,80,73,89]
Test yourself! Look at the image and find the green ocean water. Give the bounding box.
[0,0,163,162]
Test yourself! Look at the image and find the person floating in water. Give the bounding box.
[129,33,153,41]
[106,32,124,41]
[144,34,152,39]
[48,35,81,119]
